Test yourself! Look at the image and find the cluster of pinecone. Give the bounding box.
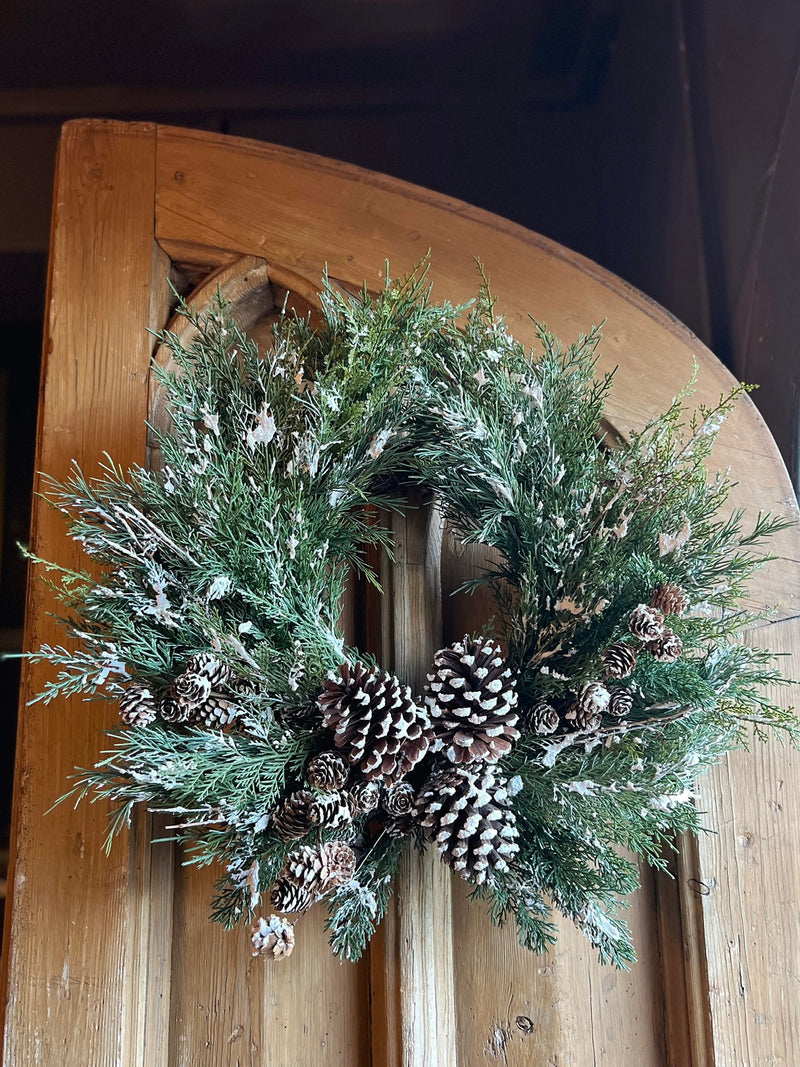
[526,581,688,735]
[118,653,249,729]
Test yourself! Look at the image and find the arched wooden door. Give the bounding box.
[2,120,799,1066]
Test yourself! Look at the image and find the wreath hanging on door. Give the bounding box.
[29,265,795,967]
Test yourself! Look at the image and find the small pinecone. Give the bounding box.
[250,915,295,960]
[382,781,416,838]
[272,790,316,841]
[185,652,232,688]
[645,629,684,663]
[118,684,159,727]
[280,841,356,896]
[564,682,610,731]
[416,767,519,885]
[425,636,520,765]
[651,582,689,617]
[349,778,382,815]
[628,604,666,643]
[607,686,634,718]
[602,643,637,679]
[306,751,349,792]
[160,694,193,724]
[310,790,355,830]
[270,878,314,914]
[171,670,213,709]
[318,662,432,785]
[523,700,561,736]
[318,840,357,890]
[191,693,242,727]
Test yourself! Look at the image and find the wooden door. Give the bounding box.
[2,120,799,1066]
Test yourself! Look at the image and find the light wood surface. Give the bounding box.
[2,119,799,1065]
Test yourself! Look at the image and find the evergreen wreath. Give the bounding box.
[29,265,796,968]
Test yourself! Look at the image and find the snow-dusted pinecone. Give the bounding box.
[645,629,684,662]
[607,686,634,718]
[564,682,609,730]
[416,767,519,885]
[160,694,193,724]
[279,842,356,897]
[306,751,349,792]
[191,692,242,727]
[170,670,213,709]
[522,699,561,736]
[602,643,637,679]
[349,778,382,815]
[318,662,432,785]
[425,636,520,765]
[185,652,232,688]
[651,582,689,617]
[382,782,416,838]
[310,790,355,830]
[272,790,316,841]
[118,684,159,727]
[250,915,295,960]
[270,878,314,914]
[628,604,666,642]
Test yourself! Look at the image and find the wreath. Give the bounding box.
[31,265,795,967]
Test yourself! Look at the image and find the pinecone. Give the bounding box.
[425,636,520,765]
[191,692,242,728]
[382,781,416,838]
[118,684,159,727]
[306,751,349,792]
[310,790,355,830]
[522,700,560,736]
[607,686,634,718]
[651,582,689,617]
[272,790,316,841]
[279,841,356,897]
[318,662,432,785]
[563,682,609,731]
[628,604,666,643]
[185,652,232,688]
[416,767,519,885]
[159,694,193,724]
[318,840,357,890]
[270,878,314,914]
[250,915,295,960]
[170,670,213,709]
[349,778,382,815]
[602,643,637,679]
[645,629,684,663]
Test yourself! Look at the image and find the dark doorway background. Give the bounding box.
[2,0,800,926]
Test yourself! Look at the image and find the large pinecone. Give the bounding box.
[425,637,520,765]
[119,684,159,727]
[318,662,432,785]
[416,767,519,885]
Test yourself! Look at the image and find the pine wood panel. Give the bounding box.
[1,120,165,1065]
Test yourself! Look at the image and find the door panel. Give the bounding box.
[2,120,798,1066]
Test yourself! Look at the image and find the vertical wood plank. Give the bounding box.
[1,120,162,1066]
[371,495,457,1067]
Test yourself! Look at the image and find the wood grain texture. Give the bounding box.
[1,120,163,1066]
